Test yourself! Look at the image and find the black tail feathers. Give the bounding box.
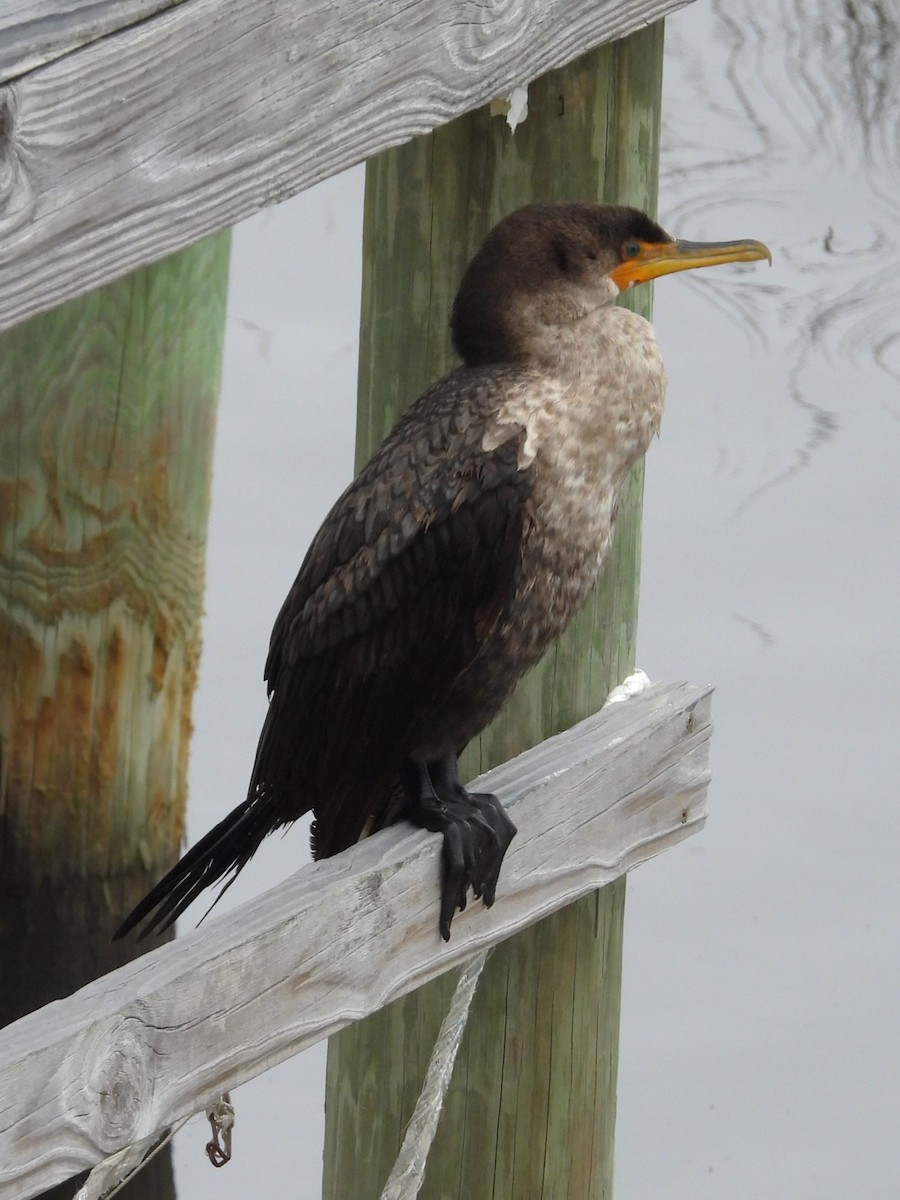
[113,790,280,941]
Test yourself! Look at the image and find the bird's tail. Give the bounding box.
[112,788,281,941]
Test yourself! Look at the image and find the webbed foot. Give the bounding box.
[402,755,517,940]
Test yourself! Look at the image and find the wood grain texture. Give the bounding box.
[0,229,230,1200]
[0,1,180,83]
[0,682,712,1200]
[0,0,692,334]
[0,230,231,882]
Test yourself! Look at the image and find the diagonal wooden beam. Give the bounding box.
[0,681,711,1200]
[0,0,693,334]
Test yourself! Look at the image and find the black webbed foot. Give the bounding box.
[402,755,517,940]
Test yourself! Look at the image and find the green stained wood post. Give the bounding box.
[323,24,664,1200]
[0,232,231,1197]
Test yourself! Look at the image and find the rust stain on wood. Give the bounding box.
[150,610,170,694]
[0,608,196,874]
[0,477,23,544]
[94,625,125,790]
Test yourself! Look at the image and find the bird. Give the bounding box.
[115,202,770,943]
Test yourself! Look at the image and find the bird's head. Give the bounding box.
[451,202,771,367]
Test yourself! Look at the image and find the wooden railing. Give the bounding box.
[0,0,691,334]
[0,682,711,1200]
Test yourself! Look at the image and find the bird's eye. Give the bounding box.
[623,240,642,259]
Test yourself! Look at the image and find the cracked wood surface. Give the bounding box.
[0,681,711,1200]
[0,0,692,334]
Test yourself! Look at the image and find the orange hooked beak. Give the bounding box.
[610,238,772,291]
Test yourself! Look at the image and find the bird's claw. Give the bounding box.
[436,791,516,940]
[402,757,517,940]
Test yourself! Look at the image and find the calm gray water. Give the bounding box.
[176,2,900,1196]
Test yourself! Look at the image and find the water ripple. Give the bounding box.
[661,0,900,511]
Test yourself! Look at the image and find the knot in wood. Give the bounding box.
[446,0,535,71]
[0,85,34,234]
[86,1015,154,1148]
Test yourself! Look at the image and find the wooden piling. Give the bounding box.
[323,24,664,1200]
[0,232,230,1191]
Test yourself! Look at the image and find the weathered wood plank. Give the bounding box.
[0,0,692,335]
[0,1,180,82]
[0,681,712,1200]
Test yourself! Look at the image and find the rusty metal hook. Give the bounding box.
[205,1093,234,1168]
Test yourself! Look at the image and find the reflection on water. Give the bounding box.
[661,0,900,519]
[621,5,900,1199]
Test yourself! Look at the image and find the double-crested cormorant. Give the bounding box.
[115,203,769,943]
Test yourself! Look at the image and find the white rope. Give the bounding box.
[71,1095,233,1199]
[73,950,488,1200]
[379,949,491,1200]
[72,1117,190,1200]
[603,667,652,706]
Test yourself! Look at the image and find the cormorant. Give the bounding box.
[115,203,770,943]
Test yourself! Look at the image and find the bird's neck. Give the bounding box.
[489,303,666,492]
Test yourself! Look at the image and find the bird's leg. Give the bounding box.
[401,755,517,941]
[429,755,517,908]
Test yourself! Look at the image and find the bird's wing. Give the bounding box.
[112,367,535,940]
[258,366,535,855]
